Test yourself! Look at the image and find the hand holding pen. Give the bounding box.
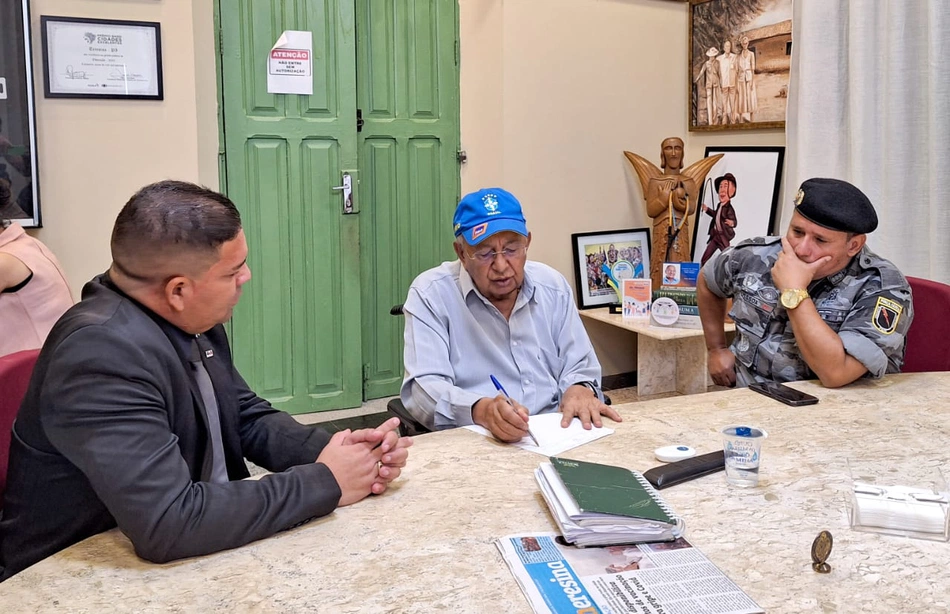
[490,375,540,446]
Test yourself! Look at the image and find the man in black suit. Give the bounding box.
[0,180,411,580]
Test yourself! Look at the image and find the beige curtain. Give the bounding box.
[785,0,950,282]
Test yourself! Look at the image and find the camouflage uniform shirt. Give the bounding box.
[703,236,914,386]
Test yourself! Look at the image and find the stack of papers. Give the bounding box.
[851,482,949,540]
[536,457,685,547]
[463,412,613,456]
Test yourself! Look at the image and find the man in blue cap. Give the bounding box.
[401,188,621,441]
[698,177,914,388]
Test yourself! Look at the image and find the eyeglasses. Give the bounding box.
[467,244,528,264]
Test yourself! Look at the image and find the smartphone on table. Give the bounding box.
[749,382,819,406]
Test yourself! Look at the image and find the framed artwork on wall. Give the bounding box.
[688,0,792,132]
[690,146,785,266]
[571,228,651,309]
[0,0,41,227]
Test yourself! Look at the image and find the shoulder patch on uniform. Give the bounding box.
[856,248,908,289]
[871,296,902,335]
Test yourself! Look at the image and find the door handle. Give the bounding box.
[331,172,355,214]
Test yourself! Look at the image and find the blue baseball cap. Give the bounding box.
[452,187,528,246]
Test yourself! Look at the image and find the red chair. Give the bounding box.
[0,349,40,504]
[902,277,950,373]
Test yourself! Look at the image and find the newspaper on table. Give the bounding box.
[496,532,763,614]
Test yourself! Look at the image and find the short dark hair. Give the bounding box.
[111,180,242,281]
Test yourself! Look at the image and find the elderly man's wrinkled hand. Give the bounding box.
[559,384,622,430]
[473,395,531,443]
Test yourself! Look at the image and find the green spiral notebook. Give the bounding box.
[549,456,674,524]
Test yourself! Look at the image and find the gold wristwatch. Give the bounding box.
[780,288,810,309]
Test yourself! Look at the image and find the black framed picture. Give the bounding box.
[0,0,40,227]
[690,146,785,266]
[571,228,651,309]
[41,15,164,100]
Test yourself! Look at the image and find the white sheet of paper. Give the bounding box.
[267,31,313,95]
[464,412,613,456]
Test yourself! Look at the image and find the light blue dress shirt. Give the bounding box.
[401,260,603,430]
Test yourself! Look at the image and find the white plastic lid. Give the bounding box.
[654,445,696,463]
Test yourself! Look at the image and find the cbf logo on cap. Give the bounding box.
[453,187,528,245]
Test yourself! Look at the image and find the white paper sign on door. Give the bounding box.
[267,31,313,95]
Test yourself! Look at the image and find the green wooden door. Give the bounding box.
[218,0,459,412]
[219,0,362,413]
[357,0,460,400]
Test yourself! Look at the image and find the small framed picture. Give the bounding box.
[40,15,164,100]
[571,228,651,310]
[690,146,785,266]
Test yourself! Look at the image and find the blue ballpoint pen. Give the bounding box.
[490,375,539,446]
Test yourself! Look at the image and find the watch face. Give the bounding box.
[780,289,794,307]
[781,289,805,308]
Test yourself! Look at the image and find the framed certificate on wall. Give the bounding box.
[0,0,41,227]
[41,15,164,100]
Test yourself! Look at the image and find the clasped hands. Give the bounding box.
[472,384,622,444]
[317,416,413,506]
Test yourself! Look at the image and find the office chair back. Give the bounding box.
[903,276,950,373]
[0,348,40,504]
[386,397,431,437]
[387,303,432,436]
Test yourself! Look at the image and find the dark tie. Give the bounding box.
[190,336,229,484]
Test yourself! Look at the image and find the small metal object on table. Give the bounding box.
[811,530,833,573]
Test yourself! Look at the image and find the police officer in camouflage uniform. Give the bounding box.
[697,178,914,388]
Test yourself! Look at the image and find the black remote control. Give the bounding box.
[642,450,725,489]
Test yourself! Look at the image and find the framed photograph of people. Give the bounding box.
[1,0,41,227]
[41,16,164,100]
[571,228,651,310]
[688,0,792,131]
[690,146,785,266]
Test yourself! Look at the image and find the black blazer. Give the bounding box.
[0,274,340,580]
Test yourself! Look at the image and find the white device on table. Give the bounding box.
[654,445,696,463]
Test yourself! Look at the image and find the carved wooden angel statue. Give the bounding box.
[624,137,723,290]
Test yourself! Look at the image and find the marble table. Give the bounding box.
[1,373,949,613]
[580,307,735,397]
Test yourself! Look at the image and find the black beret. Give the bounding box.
[793,178,877,234]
